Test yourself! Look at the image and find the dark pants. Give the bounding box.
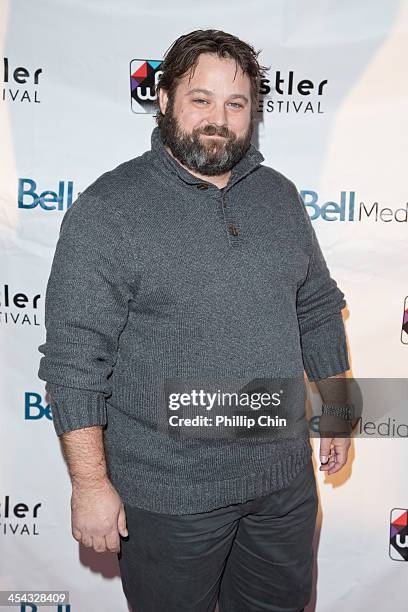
[118,459,317,612]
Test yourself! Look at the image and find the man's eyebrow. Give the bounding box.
[185,88,249,103]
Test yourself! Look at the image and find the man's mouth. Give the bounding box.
[201,133,226,139]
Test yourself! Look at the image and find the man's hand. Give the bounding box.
[71,478,128,553]
[319,413,351,475]
[315,373,352,475]
[319,435,351,474]
[319,413,351,476]
[56,426,127,553]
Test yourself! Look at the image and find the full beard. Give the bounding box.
[159,100,254,176]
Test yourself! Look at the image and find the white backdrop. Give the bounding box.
[1,1,407,611]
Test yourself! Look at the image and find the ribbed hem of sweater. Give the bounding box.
[302,338,349,381]
[46,382,107,436]
[300,313,350,381]
[107,438,313,515]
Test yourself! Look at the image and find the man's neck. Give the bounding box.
[164,145,231,190]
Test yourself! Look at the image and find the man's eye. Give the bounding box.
[192,99,243,108]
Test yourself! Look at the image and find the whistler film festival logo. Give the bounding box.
[258,70,328,114]
[129,60,327,116]
[401,297,408,345]
[390,508,408,561]
[130,59,162,113]
[0,284,41,326]
[1,58,43,103]
[0,494,42,536]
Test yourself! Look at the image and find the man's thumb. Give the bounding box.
[118,504,128,537]
[320,437,332,463]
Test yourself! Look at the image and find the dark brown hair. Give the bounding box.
[153,29,269,125]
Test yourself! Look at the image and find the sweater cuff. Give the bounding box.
[302,340,349,381]
[45,383,108,436]
[301,316,350,382]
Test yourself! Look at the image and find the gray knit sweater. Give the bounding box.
[37,126,350,514]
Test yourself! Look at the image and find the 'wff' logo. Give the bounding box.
[390,508,408,561]
[130,59,162,114]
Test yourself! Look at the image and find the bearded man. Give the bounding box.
[38,28,351,612]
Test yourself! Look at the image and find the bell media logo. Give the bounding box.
[130,59,162,113]
[300,190,408,224]
[19,606,71,611]
[390,508,408,561]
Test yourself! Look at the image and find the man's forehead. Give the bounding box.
[178,54,250,90]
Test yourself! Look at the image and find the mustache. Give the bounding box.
[197,125,235,139]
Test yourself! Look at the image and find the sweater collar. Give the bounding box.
[150,125,264,191]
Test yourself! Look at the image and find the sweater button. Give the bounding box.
[196,183,209,190]
[228,223,240,236]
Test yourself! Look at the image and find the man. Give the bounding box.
[38,29,351,612]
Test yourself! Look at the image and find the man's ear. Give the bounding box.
[158,88,168,115]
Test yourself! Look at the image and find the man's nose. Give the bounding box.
[206,103,227,127]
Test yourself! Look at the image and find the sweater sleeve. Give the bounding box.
[37,194,132,436]
[294,191,350,382]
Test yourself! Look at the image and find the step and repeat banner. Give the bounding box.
[1,1,407,611]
